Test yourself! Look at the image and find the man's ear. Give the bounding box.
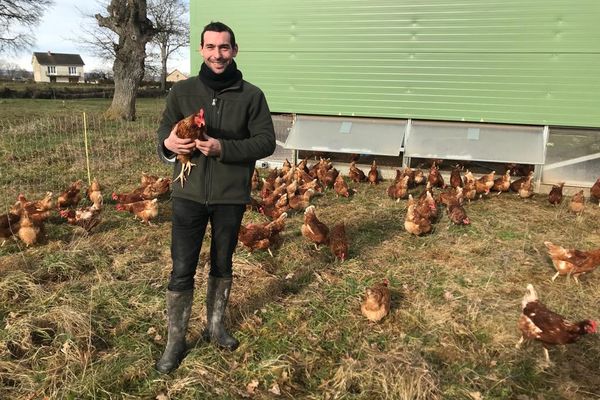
[232,44,239,57]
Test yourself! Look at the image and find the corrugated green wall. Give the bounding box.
[190,0,600,128]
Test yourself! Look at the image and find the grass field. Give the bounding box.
[0,97,165,121]
[1,99,600,399]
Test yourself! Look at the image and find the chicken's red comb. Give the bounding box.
[194,108,205,127]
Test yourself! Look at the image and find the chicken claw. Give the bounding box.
[184,161,196,175]
[174,161,196,187]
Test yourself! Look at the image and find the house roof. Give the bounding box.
[33,52,85,66]
[167,69,186,77]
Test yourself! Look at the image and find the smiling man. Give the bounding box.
[156,21,276,374]
[201,29,238,74]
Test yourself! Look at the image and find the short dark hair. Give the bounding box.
[201,21,236,49]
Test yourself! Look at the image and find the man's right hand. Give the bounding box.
[163,125,197,155]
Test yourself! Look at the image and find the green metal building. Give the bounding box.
[190,0,600,186]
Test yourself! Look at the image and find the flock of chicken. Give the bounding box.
[244,157,600,365]
[2,154,600,366]
[0,173,170,247]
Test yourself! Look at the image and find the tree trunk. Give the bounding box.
[106,52,145,120]
[160,46,167,92]
[96,0,155,121]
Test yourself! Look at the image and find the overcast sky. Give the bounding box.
[9,0,190,74]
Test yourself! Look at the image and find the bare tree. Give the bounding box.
[143,58,161,83]
[0,59,30,79]
[95,0,155,121]
[80,21,117,62]
[148,0,189,91]
[0,0,53,54]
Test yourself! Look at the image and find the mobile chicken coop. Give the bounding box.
[190,0,600,188]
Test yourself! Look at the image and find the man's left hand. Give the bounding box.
[195,135,222,157]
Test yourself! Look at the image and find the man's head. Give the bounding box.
[200,21,238,74]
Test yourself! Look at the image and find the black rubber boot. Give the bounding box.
[202,276,239,351]
[155,289,193,374]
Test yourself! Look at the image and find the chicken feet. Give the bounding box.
[174,161,196,187]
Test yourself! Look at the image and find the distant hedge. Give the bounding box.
[0,85,166,99]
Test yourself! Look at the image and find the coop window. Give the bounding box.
[542,127,600,186]
[404,120,546,165]
[284,115,406,156]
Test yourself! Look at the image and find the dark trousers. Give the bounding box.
[168,197,246,292]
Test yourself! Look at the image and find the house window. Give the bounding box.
[47,66,56,74]
[69,66,77,75]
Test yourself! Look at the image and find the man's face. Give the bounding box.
[200,31,238,74]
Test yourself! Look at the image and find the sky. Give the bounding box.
[9,0,191,74]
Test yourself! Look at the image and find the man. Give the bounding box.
[155,21,276,374]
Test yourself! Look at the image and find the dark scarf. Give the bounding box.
[199,60,243,91]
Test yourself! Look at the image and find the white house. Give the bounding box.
[31,52,85,83]
[166,69,187,83]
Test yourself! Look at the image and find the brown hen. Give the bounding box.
[334,175,354,198]
[329,222,349,262]
[238,213,287,256]
[517,284,597,366]
[544,241,600,283]
[569,190,585,214]
[174,108,207,187]
[447,202,470,225]
[492,170,511,193]
[590,177,600,205]
[301,205,330,248]
[60,204,102,232]
[348,161,367,183]
[404,194,432,235]
[116,198,158,225]
[361,279,391,322]
[386,175,409,201]
[548,182,564,205]
[510,171,534,192]
[367,160,380,185]
[12,192,53,225]
[87,178,103,206]
[427,162,445,188]
[17,212,40,246]
[0,210,21,245]
[450,166,463,189]
[57,180,83,209]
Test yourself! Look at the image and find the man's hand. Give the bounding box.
[195,134,222,157]
[163,125,196,155]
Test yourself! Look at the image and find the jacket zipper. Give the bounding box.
[205,93,218,205]
[204,82,242,205]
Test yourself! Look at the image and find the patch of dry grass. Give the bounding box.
[2,183,600,399]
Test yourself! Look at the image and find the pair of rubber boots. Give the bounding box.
[155,276,239,374]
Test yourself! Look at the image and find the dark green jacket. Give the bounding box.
[157,75,276,205]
